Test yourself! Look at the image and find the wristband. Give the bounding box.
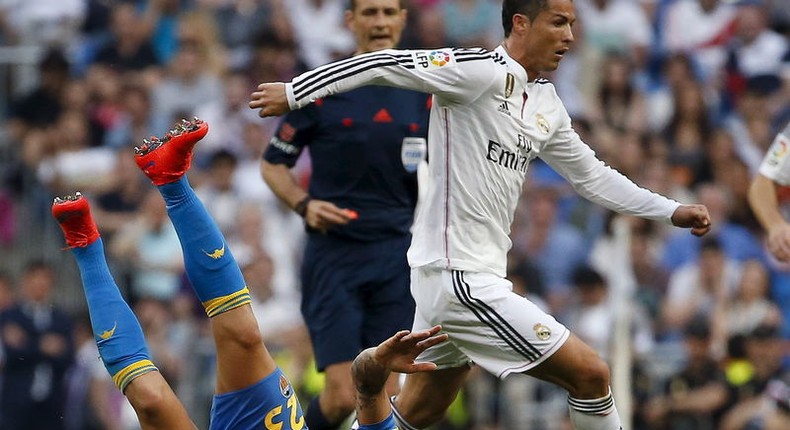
[294,196,311,217]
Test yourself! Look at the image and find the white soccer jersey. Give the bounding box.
[285,46,680,277]
[758,122,790,185]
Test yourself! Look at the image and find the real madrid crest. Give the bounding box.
[533,323,551,341]
[535,114,550,134]
[505,73,515,98]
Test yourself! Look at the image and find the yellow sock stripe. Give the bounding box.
[112,359,158,392]
[203,287,251,318]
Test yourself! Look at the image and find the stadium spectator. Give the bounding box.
[150,11,225,136]
[720,323,789,430]
[281,0,355,68]
[717,259,782,339]
[93,2,160,73]
[562,265,655,361]
[661,182,764,271]
[511,186,588,313]
[660,0,737,83]
[661,235,741,350]
[0,260,75,430]
[586,52,648,134]
[109,189,183,301]
[439,0,500,48]
[7,49,70,144]
[724,2,788,88]
[643,315,729,430]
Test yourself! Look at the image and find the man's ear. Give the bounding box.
[512,13,531,34]
[344,9,354,31]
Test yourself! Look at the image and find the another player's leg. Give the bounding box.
[52,193,194,430]
[136,120,305,430]
[134,118,275,392]
[392,366,470,428]
[526,334,622,430]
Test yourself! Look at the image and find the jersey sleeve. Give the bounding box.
[757,123,790,185]
[540,100,680,223]
[262,105,317,167]
[285,48,496,110]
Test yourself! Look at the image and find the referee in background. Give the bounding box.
[260,1,430,429]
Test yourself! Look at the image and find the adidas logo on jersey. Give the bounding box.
[497,102,511,116]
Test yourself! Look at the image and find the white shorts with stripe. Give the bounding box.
[410,267,570,378]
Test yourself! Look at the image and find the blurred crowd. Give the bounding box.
[0,0,787,429]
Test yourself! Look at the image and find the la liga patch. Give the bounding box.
[413,49,455,71]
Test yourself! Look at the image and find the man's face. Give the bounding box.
[346,0,407,54]
[521,0,575,75]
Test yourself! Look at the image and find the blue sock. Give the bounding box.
[71,239,157,392]
[158,177,250,317]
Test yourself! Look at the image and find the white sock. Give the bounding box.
[567,390,622,430]
[389,396,422,430]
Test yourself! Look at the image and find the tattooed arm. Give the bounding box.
[351,326,448,426]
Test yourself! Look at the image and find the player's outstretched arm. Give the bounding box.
[749,173,790,262]
[670,204,712,237]
[352,326,448,427]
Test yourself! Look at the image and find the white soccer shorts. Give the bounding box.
[410,267,570,378]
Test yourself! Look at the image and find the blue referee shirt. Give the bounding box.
[264,85,431,242]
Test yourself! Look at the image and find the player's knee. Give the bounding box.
[129,380,171,420]
[216,316,263,351]
[567,355,611,398]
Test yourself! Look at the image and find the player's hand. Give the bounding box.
[670,204,712,237]
[249,83,290,117]
[372,325,448,374]
[767,222,790,262]
[304,199,358,232]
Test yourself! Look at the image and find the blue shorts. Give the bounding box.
[210,367,305,430]
[301,234,415,370]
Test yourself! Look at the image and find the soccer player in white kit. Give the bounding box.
[749,122,790,262]
[250,1,712,429]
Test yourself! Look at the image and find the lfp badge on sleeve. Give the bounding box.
[401,137,427,173]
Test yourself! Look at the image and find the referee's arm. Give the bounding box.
[260,160,308,213]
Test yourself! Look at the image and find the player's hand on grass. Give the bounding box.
[373,325,448,374]
[670,204,712,237]
[249,83,290,117]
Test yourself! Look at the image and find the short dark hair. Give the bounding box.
[502,0,551,36]
[348,0,407,11]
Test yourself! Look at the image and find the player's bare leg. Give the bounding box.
[525,334,621,430]
[393,334,619,430]
[393,365,471,428]
[53,193,195,430]
[134,119,276,393]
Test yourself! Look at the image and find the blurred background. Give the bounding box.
[0,0,787,429]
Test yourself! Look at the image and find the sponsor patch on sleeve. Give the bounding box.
[767,135,789,167]
[412,49,455,71]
